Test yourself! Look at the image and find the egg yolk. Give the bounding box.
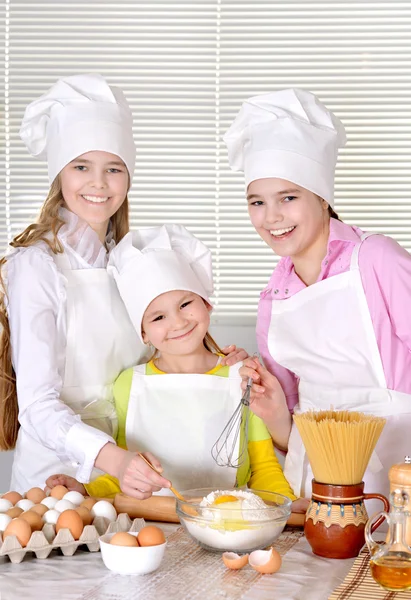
[212,495,239,505]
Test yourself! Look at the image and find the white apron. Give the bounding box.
[125,362,242,493]
[268,233,411,516]
[11,251,145,492]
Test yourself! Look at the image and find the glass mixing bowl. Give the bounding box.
[176,487,291,553]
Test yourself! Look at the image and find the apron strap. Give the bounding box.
[350,232,380,271]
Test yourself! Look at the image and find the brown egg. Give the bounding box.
[137,525,166,547]
[50,485,68,500]
[80,497,96,510]
[222,552,249,570]
[110,532,139,547]
[30,504,48,517]
[20,511,44,532]
[6,507,23,518]
[75,506,93,526]
[25,487,46,503]
[3,518,32,547]
[249,548,282,574]
[56,509,84,540]
[2,491,23,505]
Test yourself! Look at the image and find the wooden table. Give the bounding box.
[0,522,356,600]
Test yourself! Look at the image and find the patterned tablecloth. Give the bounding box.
[329,547,411,600]
[0,523,366,600]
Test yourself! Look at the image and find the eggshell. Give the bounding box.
[25,487,47,503]
[75,506,93,526]
[6,507,23,518]
[2,491,23,505]
[3,518,32,547]
[15,499,35,512]
[91,500,117,523]
[43,509,60,525]
[20,510,44,532]
[137,525,166,547]
[249,548,282,574]
[56,509,84,540]
[41,496,58,510]
[222,552,249,570]
[81,497,97,510]
[30,504,48,517]
[0,498,13,513]
[62,491,85,506]
[0,513,12,532]
[110,532,139,547]
[54,499,76,513]
[50,485,68,500]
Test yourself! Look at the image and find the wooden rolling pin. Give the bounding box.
[113,493,306,527]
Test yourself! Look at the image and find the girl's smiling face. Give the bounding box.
[60,150,129,239]
[142,290,211,356]
[247,177,329,262]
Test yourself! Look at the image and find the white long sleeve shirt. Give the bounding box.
[5,209,119,482]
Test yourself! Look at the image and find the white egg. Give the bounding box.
[62,491,84,506]
[41,496,58,509]
[16,499,35,511]
[0,513,12,531]
[91,500,117,522]
[43,509,60,525]
[0,499,13,513]
[54,499,75,513]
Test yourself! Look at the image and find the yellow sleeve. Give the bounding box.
[84,474,121,499]
[247,439,296,501]
[84,368,134,499]
[247,413,297,501]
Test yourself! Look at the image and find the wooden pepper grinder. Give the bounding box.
[389,456,411,546]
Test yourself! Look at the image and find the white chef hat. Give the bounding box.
[20,73,136,184]
[223,88,346,206]
[108,224,214,341]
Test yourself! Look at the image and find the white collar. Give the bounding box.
[58,207,116,268]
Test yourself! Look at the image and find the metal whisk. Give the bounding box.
[211,375,253,468]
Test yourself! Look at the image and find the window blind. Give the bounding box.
[1,0,410,324]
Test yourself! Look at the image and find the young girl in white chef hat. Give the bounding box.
[0,73,151,495]
[46,223,307,510]
[223,89,411,513]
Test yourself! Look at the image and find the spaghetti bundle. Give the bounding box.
[293,410,386,485]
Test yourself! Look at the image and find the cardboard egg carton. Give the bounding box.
[0,512,145,564]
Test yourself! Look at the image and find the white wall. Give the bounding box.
[0,324,258,493]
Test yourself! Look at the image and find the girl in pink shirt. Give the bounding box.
[223,89,411,507]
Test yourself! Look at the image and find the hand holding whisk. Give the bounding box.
[211,374,253,468]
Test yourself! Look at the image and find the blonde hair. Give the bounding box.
[0,176,130,450]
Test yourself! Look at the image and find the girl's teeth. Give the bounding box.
[270,226,295,237]
[82,195,109,203]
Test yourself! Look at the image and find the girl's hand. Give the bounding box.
[221,345,249,366]
[116,451,172,500]
[239,357,287,421]
[291,497,310,513]
[44,474,87,496]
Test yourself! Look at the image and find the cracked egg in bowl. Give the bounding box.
[176,488,291,553]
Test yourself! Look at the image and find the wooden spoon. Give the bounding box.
[137,452,186,501]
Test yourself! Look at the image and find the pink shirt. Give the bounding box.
[256,218,411,412]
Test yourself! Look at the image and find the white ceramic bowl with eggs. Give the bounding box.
[176,487,291,553]
[99,532,167,575]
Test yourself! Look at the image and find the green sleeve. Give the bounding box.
[113,367,134,449]
[84,368,134,498]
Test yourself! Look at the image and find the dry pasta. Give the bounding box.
[293,410,386,485]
